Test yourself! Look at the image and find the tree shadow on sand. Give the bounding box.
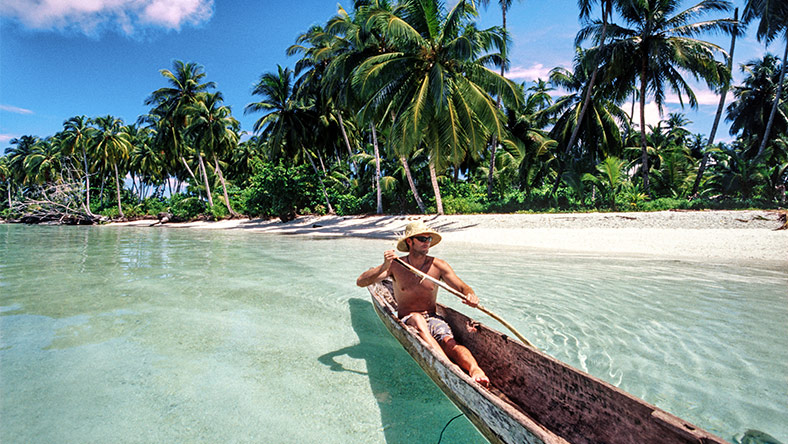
[318,298,486,444]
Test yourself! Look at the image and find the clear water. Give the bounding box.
[1,224,786,443]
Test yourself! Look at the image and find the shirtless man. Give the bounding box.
[356,221,489,387]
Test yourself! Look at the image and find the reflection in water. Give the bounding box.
[1,224,786,443]
[319,299,484,443]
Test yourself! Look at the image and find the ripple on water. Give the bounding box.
[1,226,785,443]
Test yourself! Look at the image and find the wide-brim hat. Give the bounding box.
[396,220,442,252]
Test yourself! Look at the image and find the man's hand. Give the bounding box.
[382,249,397,270]
[463,291,479,307]
[356,249,398,288]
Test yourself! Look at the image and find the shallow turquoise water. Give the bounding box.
[1,224,786,443]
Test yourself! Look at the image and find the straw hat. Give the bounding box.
[396,220,442,252]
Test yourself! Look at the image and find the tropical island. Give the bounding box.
[1,0,786,226]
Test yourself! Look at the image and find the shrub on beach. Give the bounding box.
[241,160,321,222]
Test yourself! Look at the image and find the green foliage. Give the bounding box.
[169,194,207,220]
[141,197,168,215]
[241,160,320,221]
[329,192,363,216]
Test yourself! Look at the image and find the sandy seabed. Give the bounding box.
[111,210,788,270]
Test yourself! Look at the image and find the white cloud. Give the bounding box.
[626,101,662,130]
[0,0,213,35]
[0,134,18,144]
[0,104,34,115]
[507,63,553,82]
[666,89,729,107]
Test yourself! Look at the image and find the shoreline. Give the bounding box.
[108,210,788,270]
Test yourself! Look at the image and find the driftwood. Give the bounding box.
[10,181,103,225]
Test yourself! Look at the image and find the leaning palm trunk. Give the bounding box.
[400,155,426,213]
[429,160,444,215]
[214,156,238,217]
[337,113,357,169]
[113,162,124,218]
[197,154,214,207]
[371,123,382,214]
[693,8,738,196]
[181,156,207,202]
[553,8,610,196]
[487,3,511,199]
[81,146,94,216]
[757,38,788,159]
[639,65,650,195]
[303,147,334,214]
[487,134,499,198]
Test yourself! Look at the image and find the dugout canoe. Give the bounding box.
[366,279,729,444]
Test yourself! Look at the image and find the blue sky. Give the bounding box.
[0,0,776,148]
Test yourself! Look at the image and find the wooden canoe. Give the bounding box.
[366,279,729,444]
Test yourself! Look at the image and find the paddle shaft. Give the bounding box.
[393,257,535,348]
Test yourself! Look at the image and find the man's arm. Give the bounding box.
[435,258,479,307]
[356,249,397,287]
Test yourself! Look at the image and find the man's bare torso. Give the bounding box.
[390,256,442,317]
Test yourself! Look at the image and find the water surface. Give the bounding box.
[1,224,785,443]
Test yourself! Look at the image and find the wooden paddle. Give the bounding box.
[393,257,536,348]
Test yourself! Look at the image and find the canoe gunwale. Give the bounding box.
[366,279,730,444]
[367,280,567,444]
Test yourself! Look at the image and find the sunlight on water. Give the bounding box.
[1,224,786,443]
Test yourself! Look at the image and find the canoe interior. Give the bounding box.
[369,279,729,444]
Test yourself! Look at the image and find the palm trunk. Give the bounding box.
[337,112,357,169]
[487,134,498,198]
[429,160,444,215]
[693,8,738,196]
[303,147,334,214]
[757,37,788,159]
[198,154,213,207]
[487,3,509,199]
[553,5,612,197]
[81,146,93,216]
[639,70,650,195]
[99,168,106,203]
[214,156,238,217]
[371,123,383,214]
[400,155,426,213]
[113,162,124,218]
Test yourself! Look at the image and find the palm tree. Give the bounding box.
[246,65,335,213]
[726,55,788,161]
[0,155,12,208]
[23,137,61,185]
[587,0,734,194]
[549,0,619,197]
[5,135,39,185]
[61,116,97,214]
[145,60,216,205]
[692,7,740,195]
[476,0,522,197]
[185,92,241,216]
[93,115,132,218]
[582,155,628,209]
[742,0,788,158]
[353,0,520,213]
[547,49,627,165]
[126,125,162,201]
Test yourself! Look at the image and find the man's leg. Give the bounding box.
[440,338,490,387]
[404,313,452,362]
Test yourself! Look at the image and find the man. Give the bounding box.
[356,221,489,387]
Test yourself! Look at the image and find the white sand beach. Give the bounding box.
[111,210,787,269]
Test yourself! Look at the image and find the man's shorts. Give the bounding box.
[400,311,454,343]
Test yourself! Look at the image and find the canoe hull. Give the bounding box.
[367,280,729,444]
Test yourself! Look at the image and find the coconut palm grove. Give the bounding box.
[2,0,787,224]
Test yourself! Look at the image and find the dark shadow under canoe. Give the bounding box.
[367,279,729,444]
